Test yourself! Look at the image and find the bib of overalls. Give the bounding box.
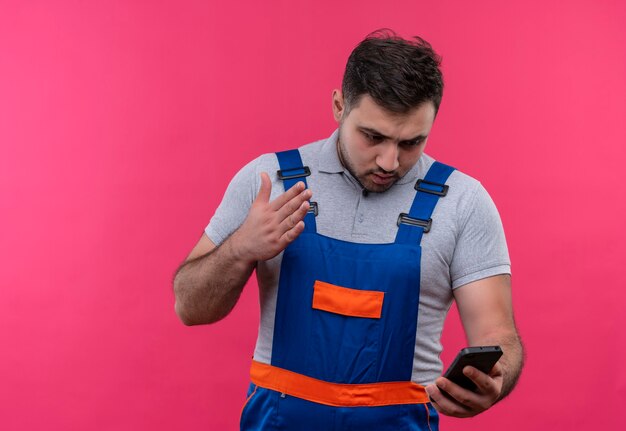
[273,232,422,383]
[241,149,455,431]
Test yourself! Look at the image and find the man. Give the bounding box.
[174,29,523,430]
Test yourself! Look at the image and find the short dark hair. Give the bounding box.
[341,29,444,116]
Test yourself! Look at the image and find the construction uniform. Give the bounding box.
[204,130,511,430]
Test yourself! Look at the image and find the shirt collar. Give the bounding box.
[317,128,423,185]
[318,129,345,174]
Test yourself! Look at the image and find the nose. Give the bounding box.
[376,142,400,173]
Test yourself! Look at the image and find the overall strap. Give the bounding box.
[275,149,317,233]
[395,161,456,245]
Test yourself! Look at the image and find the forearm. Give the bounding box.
[173,232,256,325]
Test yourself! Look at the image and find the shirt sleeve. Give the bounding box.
[450,182,511,289]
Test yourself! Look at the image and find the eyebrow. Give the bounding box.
[359,126,427,143]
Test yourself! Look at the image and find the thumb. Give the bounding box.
[255,172,272,203]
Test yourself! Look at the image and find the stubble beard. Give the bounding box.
[336,133,398,193]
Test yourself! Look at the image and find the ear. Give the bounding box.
[332,89,345,122]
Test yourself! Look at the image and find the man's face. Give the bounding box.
[333,91,436,193]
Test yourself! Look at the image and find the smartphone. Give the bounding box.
[442,346,503,392]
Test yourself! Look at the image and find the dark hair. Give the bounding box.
[341,29,444,116]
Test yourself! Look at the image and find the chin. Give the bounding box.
[363,181,395,193]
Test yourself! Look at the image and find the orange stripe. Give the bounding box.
[250,360,429,407]
[312,280,384,318]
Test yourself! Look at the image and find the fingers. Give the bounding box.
[276,200,310,249]
[280,220,306,245]
[426,367,502,418]
[255,172,273,204]
[426,382,474,418]
[463,365,500,398]
[265,176,312,230]
[280,200,310,230]
[276,187,312,222]
[269,180,307,211]
[247,173,312,258]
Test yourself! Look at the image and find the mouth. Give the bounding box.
[370,173,396,185]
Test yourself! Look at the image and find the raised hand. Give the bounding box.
[230,172,312,263]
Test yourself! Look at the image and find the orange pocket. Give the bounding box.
[312,280,384,319]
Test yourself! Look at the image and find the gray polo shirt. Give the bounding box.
[205,129,511,385]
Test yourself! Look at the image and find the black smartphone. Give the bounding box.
[442,346,503,392]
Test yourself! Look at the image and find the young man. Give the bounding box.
[174,29,523,430]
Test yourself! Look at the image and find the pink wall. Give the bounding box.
[2,0,625,429]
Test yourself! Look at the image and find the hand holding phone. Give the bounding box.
[442,346,503,392]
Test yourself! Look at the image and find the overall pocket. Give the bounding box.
[307,280,385,383]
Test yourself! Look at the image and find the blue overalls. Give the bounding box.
[240,149,455,431]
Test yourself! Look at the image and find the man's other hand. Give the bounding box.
[425,362,503,418]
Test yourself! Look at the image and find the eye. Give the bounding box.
[363,132,384,143]
[400,138,424,148]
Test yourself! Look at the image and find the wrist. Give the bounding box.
[226,229,257,266]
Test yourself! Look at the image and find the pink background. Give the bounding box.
[2,0,625,429]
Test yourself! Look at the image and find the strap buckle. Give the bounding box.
[397,213,432,233]
[277,166,311,180]
[415,179,449,196]
[307,201,319,216]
